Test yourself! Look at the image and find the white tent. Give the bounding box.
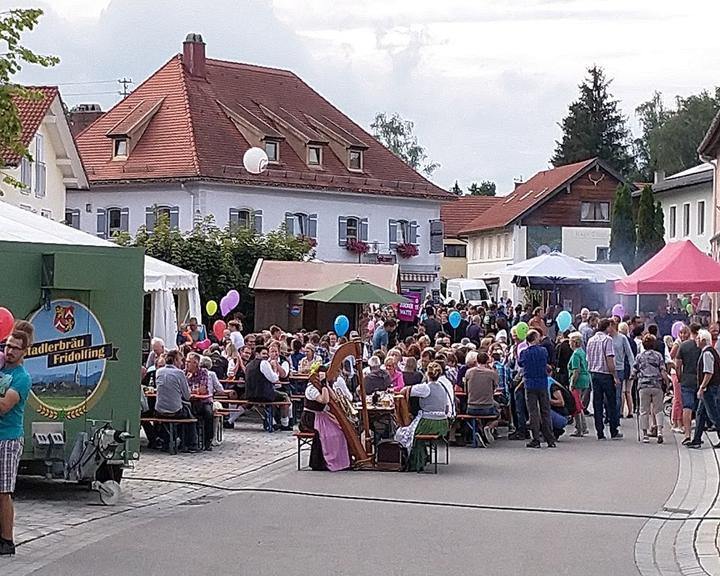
[493,251,626,285]
[0,200,200,346]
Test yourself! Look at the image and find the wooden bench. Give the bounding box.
[290,395,305,424]
[140,417,197,454]
[293,431,315,470]
[414,434,449,474]
[455,414,499,448]
[214,399,292,432]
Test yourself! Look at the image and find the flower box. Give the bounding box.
[395,243,418,258]
[346,239,370,254]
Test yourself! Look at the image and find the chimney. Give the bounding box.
[68,103,104,137]
[513,179,524,190]
[654,170,665,185]
[183,33,206,78]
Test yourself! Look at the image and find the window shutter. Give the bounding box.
[145,207,155,232]
[338,216,348,246]
[253,209,263,234]
[20,158,31,190]
[410,220,419,245]
[229,208,240,229]
[284,212,294,235]
[170,206,180,229]
[388,219,398,249]
[308,214,318,240]
[96,208,107,239]
[120,207,129,232]
[70,209,80,229]
[360,218,369,242]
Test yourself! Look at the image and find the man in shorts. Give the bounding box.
[676,323,702,445]
[0,327,34,555]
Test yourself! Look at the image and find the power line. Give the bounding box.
[56,80,118,86]
[63,90,121,96]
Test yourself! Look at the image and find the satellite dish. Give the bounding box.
[537,244,552,256]
[243,147,269,174]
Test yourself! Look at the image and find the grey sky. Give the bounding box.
[7,0,720,193]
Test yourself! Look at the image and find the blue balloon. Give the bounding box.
[448,310,461,329]
[334,314,350,337]
[556,310,572,332]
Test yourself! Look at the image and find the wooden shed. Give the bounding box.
[249,259,400,332]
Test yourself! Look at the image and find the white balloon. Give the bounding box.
[243,147,269,174]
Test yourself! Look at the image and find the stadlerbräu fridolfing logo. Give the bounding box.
[24,299,118,416]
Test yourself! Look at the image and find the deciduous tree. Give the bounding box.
[0,9,58,190]
[371,112,439,176]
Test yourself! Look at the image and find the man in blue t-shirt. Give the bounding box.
[0,328,33,556]
[518,330,556,449]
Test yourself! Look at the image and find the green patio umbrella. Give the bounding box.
[301,278,409,304]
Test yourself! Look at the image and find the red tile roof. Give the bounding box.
[77,54,453,201]
[2,86,58,166]
[441,196,499,237]
[458,158,598,235]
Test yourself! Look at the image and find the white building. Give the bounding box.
[0,86,87,220]
[459,158,627,305]
[650,164,713,254]
[67,34,451,299]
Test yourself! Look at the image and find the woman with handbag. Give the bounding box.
[630,333,670,444]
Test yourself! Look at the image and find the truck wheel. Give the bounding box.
[96,463,123,484]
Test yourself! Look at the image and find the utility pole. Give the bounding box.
[117,77,133,98]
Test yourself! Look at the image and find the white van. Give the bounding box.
[445,278,491,306]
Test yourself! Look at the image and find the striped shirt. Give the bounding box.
[586,332,615,374]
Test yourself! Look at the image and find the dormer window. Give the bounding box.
[264,140,279,163]
[307,145,322,166]
[113,137,128,158]
[349,149,363,171]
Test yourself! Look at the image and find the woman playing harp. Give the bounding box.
[299,364,351,471]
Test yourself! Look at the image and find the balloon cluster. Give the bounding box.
[205,289,241,320]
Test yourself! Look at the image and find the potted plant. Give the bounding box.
[346,238,369,255]
[395,242,418,258]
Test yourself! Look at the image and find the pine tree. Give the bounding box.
[609,184,635,272]
[552,65,634,175]
[636,185,660,266]
[450,181,462,195]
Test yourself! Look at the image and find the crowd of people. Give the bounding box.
[139,298,720,467]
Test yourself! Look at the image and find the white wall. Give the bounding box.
[562,227,611,261]
[0,123,66,220]
[466,226,517,301]
[657,183,713,253]
[67,181,443,286]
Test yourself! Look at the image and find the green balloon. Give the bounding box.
[516,321,529,340]
[686,303,694,314]
[681,297,689,307]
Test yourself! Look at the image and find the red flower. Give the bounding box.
[346,239,370,254]
[396,242,418,258]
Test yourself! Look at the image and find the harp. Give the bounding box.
[323,340,372,464]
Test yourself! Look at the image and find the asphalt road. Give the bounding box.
[28,429,679,576]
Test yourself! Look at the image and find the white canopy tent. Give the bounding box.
[0,201,200,346]
[493,251,626,285]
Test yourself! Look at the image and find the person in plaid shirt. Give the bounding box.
[586,318,623,440]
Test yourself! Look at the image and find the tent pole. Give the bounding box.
[636,293,640,316]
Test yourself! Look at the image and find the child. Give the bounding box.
[567,332,589,437]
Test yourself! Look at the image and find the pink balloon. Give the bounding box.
[0,307,14,341]
[611,304,624,318]
[196,339,211,351]
[226,289,240,310]
[220,295,231,317]
[671,321,685,340]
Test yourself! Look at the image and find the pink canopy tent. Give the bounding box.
[615,240,720,296]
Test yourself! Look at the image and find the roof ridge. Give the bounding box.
[177,57,201,176]
[204,57,296,77]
